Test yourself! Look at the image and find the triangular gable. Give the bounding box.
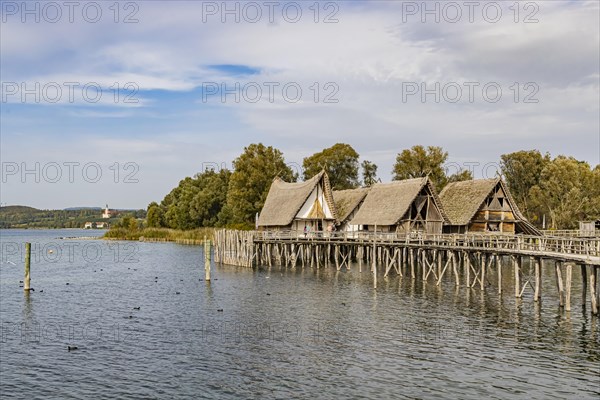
[257,171,337,227]
[307,199,325,219]
[350,177,448,226]
[295,180,335,220]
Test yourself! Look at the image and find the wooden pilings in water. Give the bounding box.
[213,229,254,267]
[213,230,600,315]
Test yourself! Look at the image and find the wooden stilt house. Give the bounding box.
[333,187,369,232]
[257,171,337,231]
[439,178,540,235]
[349,177,447,235]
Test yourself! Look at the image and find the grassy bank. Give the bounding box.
[103,227,216,244]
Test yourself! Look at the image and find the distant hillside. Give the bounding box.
[63,207,103,211]
[0,205,146,229]
[0,205,40,213]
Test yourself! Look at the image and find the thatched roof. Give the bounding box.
[333,188,369,224]
[439,178,541,235]
[257,171,336,227]
[439,179,499,226]
[350,177,447,226]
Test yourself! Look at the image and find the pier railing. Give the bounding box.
[254,230,600,259]
[542,229,599,238]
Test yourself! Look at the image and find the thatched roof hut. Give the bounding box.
[349,177,447,234]
[257,171,337,231]
[333,187,369,231]
[439,178,540,235]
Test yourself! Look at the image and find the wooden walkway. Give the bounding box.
[213,230,600,316]
[255,231,600,265]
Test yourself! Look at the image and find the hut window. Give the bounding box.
[487,222,500,232]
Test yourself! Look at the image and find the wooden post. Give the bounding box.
[465,252,470,287]
[204,237,211,281]
[496,254,502,295]
[581,265,587,307]
[480,253,486,291]
[452,252,459,286]
[555,261,564,307]
[359,246,362,273]
[590,266,598,315]
[597,266,600,315]
[24,242,31,291]
[410,248,415,279]
[565,263,572,312]
[514,256,521,298]
[533,258,541,302]
[372,241,377,288]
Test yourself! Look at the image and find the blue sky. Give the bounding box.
[1,0,599,209]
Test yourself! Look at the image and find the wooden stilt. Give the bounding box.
[533,258,541,302]
[480,253,486,291]
[410,248,415,279]
[452,252,459,286]
[514,256,521,298]
[555,261,564,307]
[496,255,502,295]
[581,265,587,307]
[590,266,598,315]
[464,252,470,287]
[372,241,377,288]
[565,263,572,311]
[358,246,362,272]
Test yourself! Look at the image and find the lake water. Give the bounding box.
[1,229,598,399]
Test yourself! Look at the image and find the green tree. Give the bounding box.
[162,177,198,230]
[190,169,231,227]
[146,202,164,227]
[393,145,448,191]
[529,156,595,229]
[226,143,296,225]
[590,165,600,219]
[157,168,232,229]
[303,143,359,190]
[500,150,550,221]
[447,169,473,183]
[361,160,378,187]
[116,214,135,230]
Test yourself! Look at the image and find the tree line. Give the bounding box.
[145,144,599,231]
[0,206,146,229]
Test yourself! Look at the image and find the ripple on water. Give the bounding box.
[1,230,599,399]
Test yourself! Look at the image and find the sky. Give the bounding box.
[1,0,599,210]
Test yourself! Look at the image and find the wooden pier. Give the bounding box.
[214,230,600,315]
